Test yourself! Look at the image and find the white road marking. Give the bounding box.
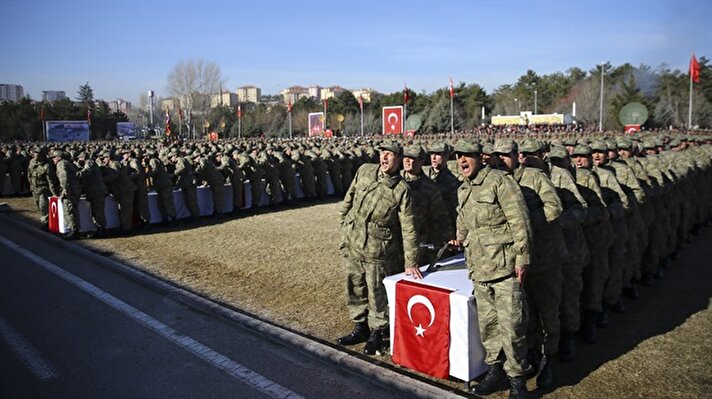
[0,316,60,381]
[0,235,303,399]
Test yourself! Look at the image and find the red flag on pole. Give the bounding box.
[358,95,363,112]
[449,77,455,98]
[87,109,92,125]
[323,99,328,113]
[690,54,701,83]
[287,99,292,113]
[237,103,242,119]
[40,106,45,121]
[404,83,409,104]
[165,108,171,136]
[392,280,452,379]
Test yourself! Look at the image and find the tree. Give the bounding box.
[166,58,225,138]
[76,82,94,109]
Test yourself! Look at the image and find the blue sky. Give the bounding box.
[1,0,710,104]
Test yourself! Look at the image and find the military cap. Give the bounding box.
[519,138,541,153]
[590,140,608,152]
[377,141,403,156]
[427,141,449,154]
[604,139,617,150]
[453,140,482,155]
[562,137,578,146]
[77,152,88,159]
[669,138,682,147]
[548,145,569,159]
[642,138,657,149]
[33,146,48,156]
[403,144,426,159]
[482,142,494,155]
[50,149,64,158]
[493,138,517,154]
[616,137,633,149]
[571,144,592,156]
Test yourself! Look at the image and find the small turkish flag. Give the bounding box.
[382,106,403,135]
[690,54,701,83]
[48,196,60,233]
[392,279,452,379]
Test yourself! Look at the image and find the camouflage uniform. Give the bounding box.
[146,155,176,221]
[173,154,200,217]
[54,152,82,234]
[27,149,59,224]
[457,163,533,378]
[108,159,136,231]
[77,156,107,230]
[324,149,343,195]
[424,143,461,232]
[340,162,418,331]
[219,152,244,210]
[292,150,316,199]
[274,150,298,201]
[311,151,329,198]
[127,155,150,224]
[194,155,225,214]
[259,150,283,206]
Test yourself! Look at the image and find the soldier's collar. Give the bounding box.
[471,165,491,185]
[378,169,401,188]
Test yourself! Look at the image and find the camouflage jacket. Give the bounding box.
[594,165,630,222]
[573,167,613,251]
[27,157,59,195]
[173,157,196,189]
[340,164,418,268]
[55,159,82,198]
[549,164,588,264]
[456,166,532,283]
[401,170,454,251]
[512,164,568,268]
[423,165,461,229]
[146,158,172,191]
[77,159,107,198]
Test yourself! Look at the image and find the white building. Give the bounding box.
[42,90,66,102]
[0,84,24,102]
[236,85,261,104]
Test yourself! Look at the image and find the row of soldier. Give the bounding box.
[335,133,711,398]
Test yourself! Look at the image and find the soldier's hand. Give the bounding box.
[515,265,528,284]
[447,239,462,248]
[405,266,423,280]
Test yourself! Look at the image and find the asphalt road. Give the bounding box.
[0,220,421,399]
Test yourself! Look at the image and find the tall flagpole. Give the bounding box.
[403,83,408,134]
[288,110,293,139]
[688,65,694,130]
[360,96,364,136]
[450,77,454,134]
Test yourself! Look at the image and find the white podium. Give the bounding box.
[383,254,487,382]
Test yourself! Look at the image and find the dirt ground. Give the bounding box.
[3,195,712,398]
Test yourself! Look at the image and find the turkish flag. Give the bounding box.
[48,196,60,233]
[690,54,701,83]
[382,106,403,135]
[392,279,452,379]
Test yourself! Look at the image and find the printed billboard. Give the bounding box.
[308,112,324,137]
[117,122,137,138]
[46,121,90,142]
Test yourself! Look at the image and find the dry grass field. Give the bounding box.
[3,195,711,398]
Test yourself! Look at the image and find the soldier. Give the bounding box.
[51,150,81,239]
[292,148,316,199]
[145,151,176,222]
[311,149,329,198]
[194,153,226,215]
[27,147,59,229]
[424,142,461,230]
[238,150,266,208]
[171,150,200,217]
[125,150,150,226]
[323,148,343,195]
[274,148,299,202]
[548,145,588,361]
[217,151,244,213]
[9,147,24,195]
[106,153,137,233]
[571,144,613,343]
[401,144,453,265]
[259,148,284,206]
[76,152,108,235]
[337,141,418,356]
[453,140,532,399]
[496,138,566,389]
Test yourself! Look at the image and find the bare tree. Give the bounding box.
[167,58,225,138]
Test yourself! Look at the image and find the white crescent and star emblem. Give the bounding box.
[406,294,436,337]
[388,113,399,131]
[50,200,57,217]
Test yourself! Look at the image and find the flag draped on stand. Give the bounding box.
[690,54,701,83]
[165,108,171,136]
[48,196,60,233]
[392,280,452,379]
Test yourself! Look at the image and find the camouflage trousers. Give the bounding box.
[525,266,562,356]
[62,195,80,233]
[603,219,628,306]
[85,194,107,230]
[265,173,283,205]
[115,191,135,231]
[581,246,610,313]
[560,260,584,334]
[134,189,150,223]
[279,171,298,200]
[314,170,329,197]
[249,177,265,207]
[32,190,51,224]
[643,202,666,273]
[298,171,316,199]
[207,181,225,213]
[155,186,176,221]
[473,276,532,378]
[343,257,400,330]
[180,185,200,217]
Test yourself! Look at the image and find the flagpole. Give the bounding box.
[360,100,364,136]
[450,93,454,135]
[403,83,407,135]
[688,67,693,130]
[288,110,292,139]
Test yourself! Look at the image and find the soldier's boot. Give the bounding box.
[363,327,386,355]
[641,272,654,287]
[508,376,529,399]
[558,332,576,362]
[596,309,609,328]
[471,363,508,395]
[536,355,554,390]
[336,322,370,346]
[580,311,598,344]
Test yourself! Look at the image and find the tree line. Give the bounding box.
[1,58,710,141]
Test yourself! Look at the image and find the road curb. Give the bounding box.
[1,212,465,398]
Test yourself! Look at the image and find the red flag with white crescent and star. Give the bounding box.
[287,99,292,113]
[449,77,455,98]
[382,106,403,135]
[690,54,701,83]
[237,103,242,119]
[392,279,452,379]
[48,196,60,233]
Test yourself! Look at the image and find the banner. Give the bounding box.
[308,112,324,137]
[382,106,403,135]
[116,122,137,138]
[392,279,452,379]
[45,121,90,142]
[625,124,641,134]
